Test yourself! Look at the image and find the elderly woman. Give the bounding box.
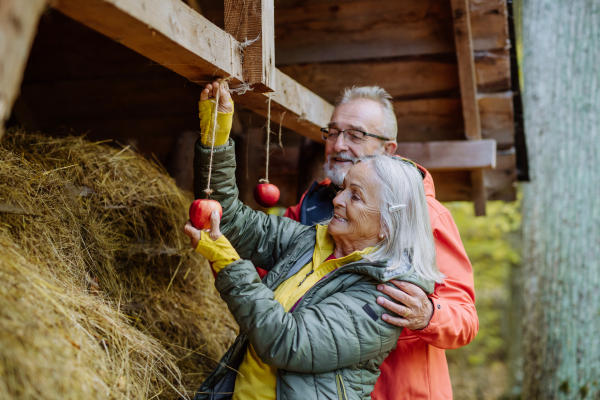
[183,83,444,400]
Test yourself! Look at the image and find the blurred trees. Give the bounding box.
[444,199,522,399]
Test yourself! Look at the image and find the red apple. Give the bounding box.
[189,199,222,229]
[253,183,280,208]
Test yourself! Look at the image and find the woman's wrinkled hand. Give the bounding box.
[200,79,233,113]
[183,210,223,249]
[182,210,239,272]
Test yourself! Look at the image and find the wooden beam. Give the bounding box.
[53,0,333,141]
[0,0,47,136]
[451,0,487,215]
[278,49,511,103]
[274,0,509,65]
[224,0,275,92]
[396,140,496,172]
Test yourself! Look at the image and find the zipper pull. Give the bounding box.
[297,270,314,287]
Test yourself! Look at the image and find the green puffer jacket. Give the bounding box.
[192,139,435,400]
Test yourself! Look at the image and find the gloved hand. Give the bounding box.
[183,210,240,273]
[199,80,234,146]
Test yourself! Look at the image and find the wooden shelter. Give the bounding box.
[2,0,526,215]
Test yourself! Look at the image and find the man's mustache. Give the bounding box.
[329,152,358,163]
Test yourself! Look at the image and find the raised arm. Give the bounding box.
[192,82,310,270]
[215,259,403,373]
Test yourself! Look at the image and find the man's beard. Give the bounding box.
[324,151,358,186]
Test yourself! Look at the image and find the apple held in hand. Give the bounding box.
[189,199,222,229]
[253,183,280,208]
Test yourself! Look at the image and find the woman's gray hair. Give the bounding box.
[361,155,444,283]
[335,86,398,141]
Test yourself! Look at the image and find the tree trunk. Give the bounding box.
[521,1,600,398]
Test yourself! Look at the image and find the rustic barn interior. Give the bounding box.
[6,0,526,214]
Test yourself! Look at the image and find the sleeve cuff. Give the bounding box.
[416,296,450,334]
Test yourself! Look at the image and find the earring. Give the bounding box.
[378,233,384,240]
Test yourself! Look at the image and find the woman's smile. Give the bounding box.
[333,213,348,223]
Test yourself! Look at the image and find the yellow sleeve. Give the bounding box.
[195,231,240,273]
[199,99,234,146]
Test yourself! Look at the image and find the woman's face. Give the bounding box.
[328,162,382,248]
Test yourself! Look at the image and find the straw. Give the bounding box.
[0,129,238,399]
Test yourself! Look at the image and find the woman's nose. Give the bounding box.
[332,191,346,207]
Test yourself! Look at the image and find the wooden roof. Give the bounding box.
[3,0,523,213]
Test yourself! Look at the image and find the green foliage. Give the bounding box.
[444,197,522,399]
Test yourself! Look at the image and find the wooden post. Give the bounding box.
[0,0,47,136]
[451,0,487,216]
[224,0,275,93]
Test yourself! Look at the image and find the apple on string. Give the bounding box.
[254,180,280,208]
[189,199,222,230]
[253,94,281,209]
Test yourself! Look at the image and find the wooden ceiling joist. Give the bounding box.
[224,0,275,92]
[53,0,333,142]
[451,0,488,216]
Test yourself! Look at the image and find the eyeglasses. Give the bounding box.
[321,127,390,144]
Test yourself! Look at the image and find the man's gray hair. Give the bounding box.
[361,155,443,283]
[335,86,398,141]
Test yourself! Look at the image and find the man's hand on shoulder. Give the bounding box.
[376,281,434,330]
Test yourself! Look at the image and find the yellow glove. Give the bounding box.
[195,230,240,273]
[199,98,234,146]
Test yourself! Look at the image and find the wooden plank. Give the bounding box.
[430,149,516,202]
[479,92,515,148]
[53,0,333,141]
[230,70,332,142]
[273,0,509,65]
[452,0,481,141]
[394,93,514,146]
[451,0,486,215]
[396,139,496,171]
[278,49,511,103]
[224,0,275,92]
[0,0,47,136]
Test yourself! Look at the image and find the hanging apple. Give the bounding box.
[253,183,280,208]
[189,199,222,229]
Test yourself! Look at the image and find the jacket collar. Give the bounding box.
[314,225,415,283]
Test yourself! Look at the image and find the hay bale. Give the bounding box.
[0,130,237,399]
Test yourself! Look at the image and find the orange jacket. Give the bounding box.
[284,166,478,400]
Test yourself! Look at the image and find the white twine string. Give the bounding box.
[259,94,272,184]
[204,88,220,197]
[278,111,286,156]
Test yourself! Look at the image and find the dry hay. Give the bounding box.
[0,130,237,399]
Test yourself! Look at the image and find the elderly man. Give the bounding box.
[195,83,478,400]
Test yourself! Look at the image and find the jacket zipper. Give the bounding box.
[336,374,349,400]
[267,233,316,290]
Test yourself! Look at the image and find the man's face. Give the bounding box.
[324,99,397,186]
